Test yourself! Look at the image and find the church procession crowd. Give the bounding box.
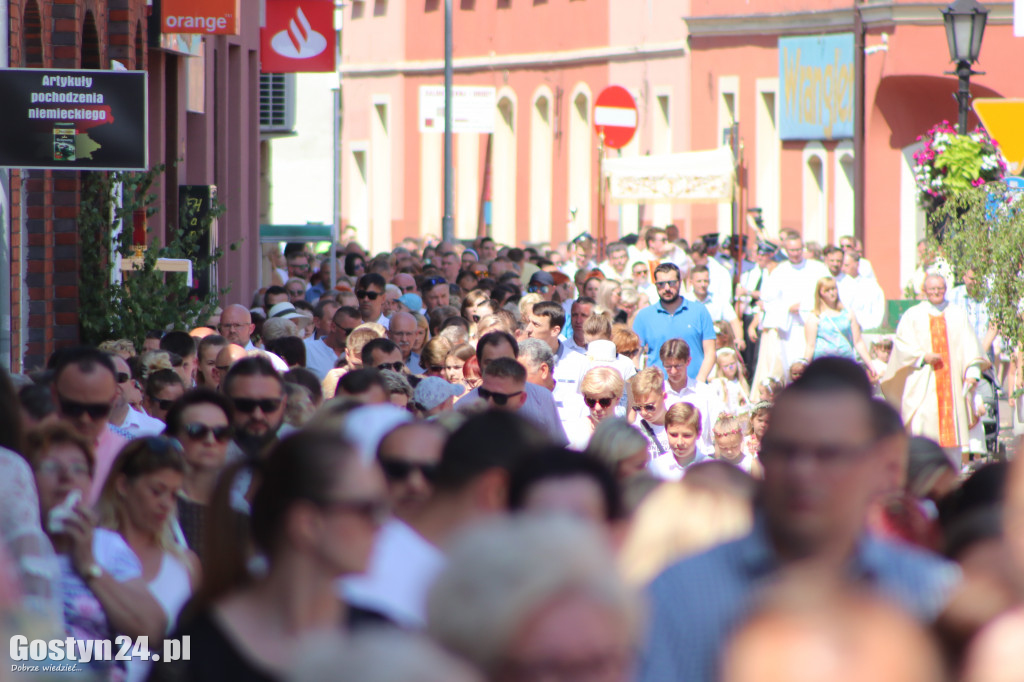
[1,223,1023,682]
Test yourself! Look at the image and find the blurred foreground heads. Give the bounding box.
[427,516,640,682]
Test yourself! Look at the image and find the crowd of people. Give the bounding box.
[0,226,1021,681]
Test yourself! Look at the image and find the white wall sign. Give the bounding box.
[419,86,496,134]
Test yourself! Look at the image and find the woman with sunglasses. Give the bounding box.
[97,436,199,682]
[167,430,388,680]
[565,367,625,451]
[420,337,452,380]
[162,389,235,559]
[344,253,366,278]
[25,423,166,681]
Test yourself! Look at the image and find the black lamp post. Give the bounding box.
[942,0,989,134]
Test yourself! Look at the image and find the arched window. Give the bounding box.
[491,92,518,246]
[802,142,828,245]
[833,142,855,243]
[529,88,553,244]
[568,86,592,239]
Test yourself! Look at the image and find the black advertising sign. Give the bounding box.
[0,68,148,170]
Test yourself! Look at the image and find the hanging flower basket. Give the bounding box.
[913,121,1007,214]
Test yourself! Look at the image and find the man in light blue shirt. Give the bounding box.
[633,262,716,381]
[639,358,959,682]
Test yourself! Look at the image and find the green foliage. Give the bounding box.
[932,135,983,194]
[78,167,231,348]
[930,185,1024,393]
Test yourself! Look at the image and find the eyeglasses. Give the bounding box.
[183,423,233,443]
[58,396,112,420]
[389,330,416,339]
[289,263,311,271]
[478,387,523,406]
[378,457,439,482]
[116,372,131,384]
[620,349,639,359]
[219,323,248,331]
[584,396,615,409]
[631,403,658,413]
[356,289,380,301]
[318,497,391,525]
[36,460,90,478]
[376,362,405,372]
[338,326,357,336]
[527,285,550,294]
[230,397,283,414]
[421,276,447,290]
[655,280,680,289]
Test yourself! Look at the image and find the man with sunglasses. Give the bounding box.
[478,358,529,413]
[50,347,127,503]
[526,271,557,301]
[223,356,287,461]
[304,302,352,381]
[143,369,186,422]
[633,262,717,383]
[640,358,959,682]
[355,273,390,329]
[362,338,407,375]
[106,354,164,438]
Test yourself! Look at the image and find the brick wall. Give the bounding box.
[8,0,148,372]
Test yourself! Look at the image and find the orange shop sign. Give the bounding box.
[161,0,240,35]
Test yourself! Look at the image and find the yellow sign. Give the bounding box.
[973,99,1024,172]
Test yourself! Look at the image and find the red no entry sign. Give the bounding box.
[594,86,638,149]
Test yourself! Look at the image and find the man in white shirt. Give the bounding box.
[598,241,631,281]
[688,239,733,306]
[689,266,744,351]
[905,239,954,300]
[837,252,885,331]
[559,234,597,283]
[107,354,164,438]
[635,227,693,274]
[660,340,725,458]
[760,229,830,374]
[527,302,589,412]
[304,305,360,380]
[948,269,996,353]
[343,413,534,627]
[839,234,877,280]
[356,273,391,329]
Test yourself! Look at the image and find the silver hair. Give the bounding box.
[380,369,413,398]
[585,417,649,468]
[517,337,556,371]
[426,516,641,677]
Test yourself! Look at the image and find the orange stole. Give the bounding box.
[928,314,956,447]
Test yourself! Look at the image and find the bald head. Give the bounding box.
[219,304,255,346]
[923,274,947,306]
[213,343,249,390]
[388,311,418,360]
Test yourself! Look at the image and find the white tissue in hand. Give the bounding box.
[47,490,81,534]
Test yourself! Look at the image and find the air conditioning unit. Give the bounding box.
[260,73,296,134]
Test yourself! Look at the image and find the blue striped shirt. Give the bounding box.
[639,517,960,682]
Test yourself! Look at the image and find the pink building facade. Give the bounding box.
[339,0,692,253]
[686,0,1021,297]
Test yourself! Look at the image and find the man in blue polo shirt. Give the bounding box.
[633,262,716,382]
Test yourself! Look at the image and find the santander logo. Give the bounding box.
[270,6,327,59]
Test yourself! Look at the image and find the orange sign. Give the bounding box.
[973,98,1024,173]
[161,0,240,35]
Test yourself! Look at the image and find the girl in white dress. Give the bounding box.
[708,348,751,416]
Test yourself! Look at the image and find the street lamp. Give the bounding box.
[941,0,988,134]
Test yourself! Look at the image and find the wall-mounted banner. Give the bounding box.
[778,33,854,141]
[261,0,336,73]
[419,86,496,134]
[161,0,240,35]
[603,149,735,204]
[0,68,148,170]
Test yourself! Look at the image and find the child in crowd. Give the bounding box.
[629,368,671,461]
[708,348,750,416]
[648,403,703,481]
[713,413,762,477]
[743,401,771,458]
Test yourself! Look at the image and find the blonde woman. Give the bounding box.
[584,417,651,482]
[565,367,625,450]
[804,276,873,370]
[595,279,626,324]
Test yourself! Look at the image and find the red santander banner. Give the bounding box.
[161,0,240,35]
[261,0,336,73]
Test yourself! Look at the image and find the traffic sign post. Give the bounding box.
[593,86,638,256]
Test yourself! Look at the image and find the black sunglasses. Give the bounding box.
[153,398,177,411]
[378,457,439,482]
[58,396,112,420]
[231,397,283,414]
[478,387,523,406]
[377,362,405,372]
[356,289,380,300]
[183,423,233,443]
[318,497,391,525]
[527,285,550,294]
[621,349,639,359]
[655,280,680,288]
[584,397,614,409]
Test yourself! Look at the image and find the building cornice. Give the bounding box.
[684,2,1012,38]
[340,41,686,78]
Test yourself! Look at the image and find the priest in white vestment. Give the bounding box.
[881,274,990,460]
[759,231,829,376]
